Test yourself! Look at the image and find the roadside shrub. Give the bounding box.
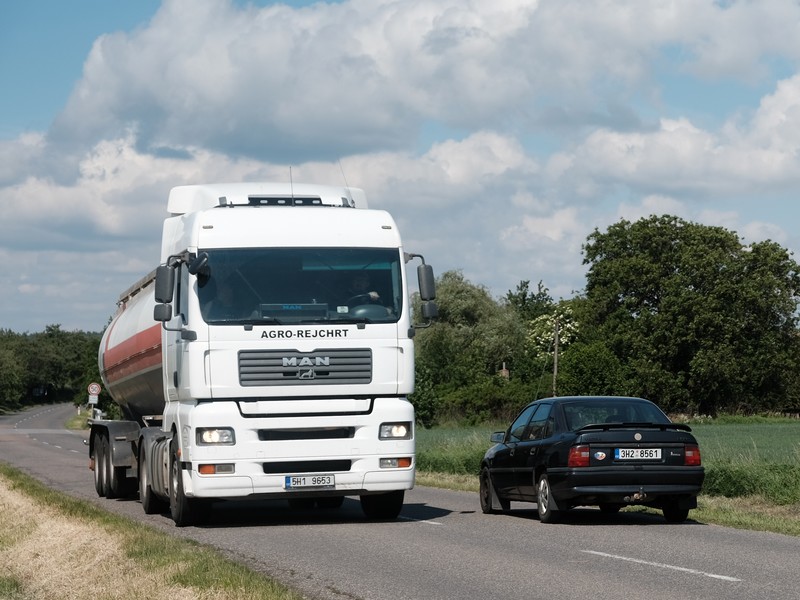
[703,464,800,505]
[436,377,537,424]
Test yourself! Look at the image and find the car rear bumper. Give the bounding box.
[547,466,704,504]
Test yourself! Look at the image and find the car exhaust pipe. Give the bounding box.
[624,489,647,502]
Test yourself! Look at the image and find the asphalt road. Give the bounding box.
[2,403,799,600]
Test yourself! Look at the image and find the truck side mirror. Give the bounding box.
[417,264,436,301]
[154,265,175,304]
[187,252,209,276]
[421,301,438,320]
[153,303,173,322]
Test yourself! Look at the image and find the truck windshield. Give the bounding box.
[197,247,404,325]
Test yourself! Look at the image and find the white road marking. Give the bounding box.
[582,550,742,582]
[397,516,443,526]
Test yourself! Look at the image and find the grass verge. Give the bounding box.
[0,463,304,600]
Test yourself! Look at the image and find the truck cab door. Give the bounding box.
[163,263,192,403]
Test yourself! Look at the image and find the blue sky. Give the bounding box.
[2,0,800,333]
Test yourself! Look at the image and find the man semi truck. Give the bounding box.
[92,182,437,526]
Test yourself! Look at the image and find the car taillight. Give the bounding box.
[568,444,590,467]
[684,444,701,466]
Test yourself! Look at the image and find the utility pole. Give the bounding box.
[552,318,559,397]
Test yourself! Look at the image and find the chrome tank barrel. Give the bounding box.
[97,282,165,423]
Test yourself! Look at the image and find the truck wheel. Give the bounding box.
[93,433,107,497]
[100,434,112,497]
[169,437,207,527]
[317,496,345,509]
[138,443,167,515]
[360,490,404,520]
[104,436,122,499]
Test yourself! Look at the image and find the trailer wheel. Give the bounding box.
[138,443,167,515]
[169,436,207,527]
[92,433,107,497]
[100,434,113,497]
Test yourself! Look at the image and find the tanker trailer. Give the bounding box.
[90,182,438,526]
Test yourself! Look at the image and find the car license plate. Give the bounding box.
[284,474,335,489]
[615,448,661,460]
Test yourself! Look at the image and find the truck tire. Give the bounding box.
[360,490,404,520]
[317,496,345,509]
[100,434,113,497]
[169,436,207,527]
[138,443,167,515]
[93,433,107,497]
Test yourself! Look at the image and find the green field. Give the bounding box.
[416,419,800,505]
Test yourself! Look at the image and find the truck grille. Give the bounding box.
[263,460,352,474]
[239,348,372,387]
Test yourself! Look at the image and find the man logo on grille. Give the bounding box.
[282,356,331,367]
[298,369,317,380]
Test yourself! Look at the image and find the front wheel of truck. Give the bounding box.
[360,490,404,520]
[169,437,207,527]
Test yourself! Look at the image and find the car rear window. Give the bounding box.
[562,400,670,431]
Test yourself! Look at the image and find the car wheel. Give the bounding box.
[536,474,561,523]
[479,467,509,514]
[662,501,689,523]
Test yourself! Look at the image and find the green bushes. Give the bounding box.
[434,378,538,425]
[416,426,495,475]
[703,464,800,505]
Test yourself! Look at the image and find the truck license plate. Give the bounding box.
[284,474,335,489]
[615,448,661,460]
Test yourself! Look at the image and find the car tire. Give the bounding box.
[662,501,690,523]
[479,467,509,514]
[536,474,561,523]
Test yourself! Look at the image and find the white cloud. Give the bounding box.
[4,0,800,331]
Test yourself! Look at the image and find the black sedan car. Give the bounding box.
[479,396,704,523]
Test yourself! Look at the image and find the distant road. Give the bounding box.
[2,403,800,600]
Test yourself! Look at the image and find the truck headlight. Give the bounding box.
[196,427,235,445]
[379,422,412,440]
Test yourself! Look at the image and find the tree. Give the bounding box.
[504,280,553,321]
[582,215,800,415]
[413,270,534,423]
[0,331,26,412]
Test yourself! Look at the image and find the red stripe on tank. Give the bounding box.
[102,324,162,384]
